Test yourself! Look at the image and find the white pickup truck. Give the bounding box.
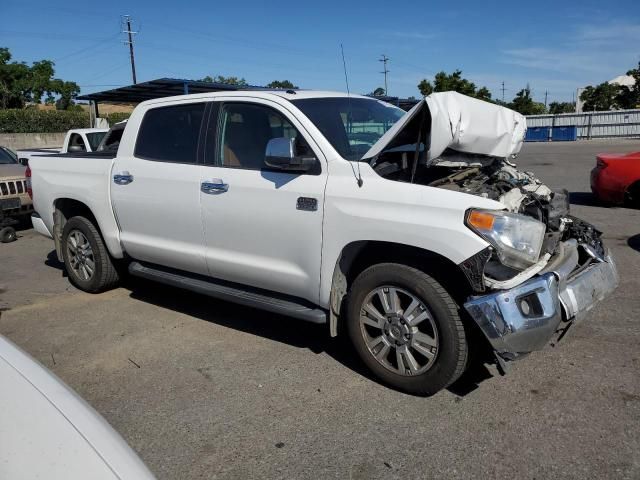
[28,90,618,395]
[17,128,109,165]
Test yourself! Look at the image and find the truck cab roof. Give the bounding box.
[136,89,372,108]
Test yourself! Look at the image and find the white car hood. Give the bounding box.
[363,92,527,162]
[0,336,155,480]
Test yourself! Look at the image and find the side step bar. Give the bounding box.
[128,261,327,324]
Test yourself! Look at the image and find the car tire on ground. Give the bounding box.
[0,226,17,243]
[346,263,468,396]
[61,216,119,293]
[624,181,640,208]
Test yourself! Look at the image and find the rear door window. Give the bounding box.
[135,103,205,163]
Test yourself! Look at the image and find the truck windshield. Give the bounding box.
[0,147,18,164]
[86,132,107,151]
[292,97,405,161]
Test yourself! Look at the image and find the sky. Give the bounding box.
[1,0,639,104]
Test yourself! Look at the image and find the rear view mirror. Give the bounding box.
[68,145,85,153]
[264,137,316,172]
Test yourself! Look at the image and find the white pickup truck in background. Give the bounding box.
[17,128,108,165]
[27,90,618,395]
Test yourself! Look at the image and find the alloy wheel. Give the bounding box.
[359,286,439,376]
[66,229,96,281]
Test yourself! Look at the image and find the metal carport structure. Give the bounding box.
[77,77,265,124]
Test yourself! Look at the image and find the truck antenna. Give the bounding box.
[341,43,363,188]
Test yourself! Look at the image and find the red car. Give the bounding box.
[591,151,640,206]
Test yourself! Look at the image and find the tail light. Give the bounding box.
[25,165,32,199]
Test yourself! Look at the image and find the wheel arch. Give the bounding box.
[327,240,473,337]
[52,197,123,261]
[624,179,640,206]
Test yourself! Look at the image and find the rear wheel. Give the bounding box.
[62,216,119,292]
[346,263,467,396]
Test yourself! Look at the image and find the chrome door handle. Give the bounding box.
[113,171,134,185]
[201,179,229,194]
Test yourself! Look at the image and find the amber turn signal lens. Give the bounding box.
[468,211,495,230]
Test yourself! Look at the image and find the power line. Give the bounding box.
[122,15,138,84]
[53,33,121,63]
[379,54,390,95]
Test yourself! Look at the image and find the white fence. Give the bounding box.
[526,109,640,139]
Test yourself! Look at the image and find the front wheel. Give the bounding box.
[346,263,468,396]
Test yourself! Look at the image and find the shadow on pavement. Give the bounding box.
[123,277,495,398]
[628,234,640,253]
[447,362,496,397]
[45,249,65,271]
[569,191,603,207]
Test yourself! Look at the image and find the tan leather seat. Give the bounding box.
[222,108,272,169]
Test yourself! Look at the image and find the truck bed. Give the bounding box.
[35,151,117,160]
[29,153,122,258]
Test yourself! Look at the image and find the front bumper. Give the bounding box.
[464,244,618,361]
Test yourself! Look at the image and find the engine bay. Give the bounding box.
[369,148,606,291]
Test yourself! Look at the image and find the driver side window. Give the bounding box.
[217,103,313,170]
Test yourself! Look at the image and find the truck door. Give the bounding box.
[199,99,327,303]
[110,101,209,275]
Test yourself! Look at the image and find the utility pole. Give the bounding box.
[379,54,390,95]
[122,15,137,84]
[501,81,506,102]
[544,90,548,108]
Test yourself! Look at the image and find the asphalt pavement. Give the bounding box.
[1,139,639,479]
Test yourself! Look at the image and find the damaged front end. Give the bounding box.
[363,92,619,363]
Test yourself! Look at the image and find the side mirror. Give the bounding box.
[68,145,85,153]
[264,137,316,172]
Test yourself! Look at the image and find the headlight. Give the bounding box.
[466,209,546,269]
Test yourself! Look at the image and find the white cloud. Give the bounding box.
[501,47,605,74]
[501,20,639,79]
[390,31,438,41]
[577,23,640,42]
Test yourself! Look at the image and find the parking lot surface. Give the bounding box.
[1,139,639,479]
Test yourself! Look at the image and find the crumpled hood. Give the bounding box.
[0,163,27,179]
[363,92,527,162]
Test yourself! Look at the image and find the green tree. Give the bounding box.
[417,79,433,96]
[49,79,80,110]
[615,61,640,109]
[475,86,492,102]
[580,82,621,111]
[266,80,298,89]
[368,87,385,96]
[509,87,547,115]
[417,70,491,101]
[0,47,79,109]
[0,47,30,108]
[201,75,248,86]
[548,101,575,114]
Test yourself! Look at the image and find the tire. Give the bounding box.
[61,216,119,292]
[0,226,17,243]
[346,263,467,396]
[624,182,640,208]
